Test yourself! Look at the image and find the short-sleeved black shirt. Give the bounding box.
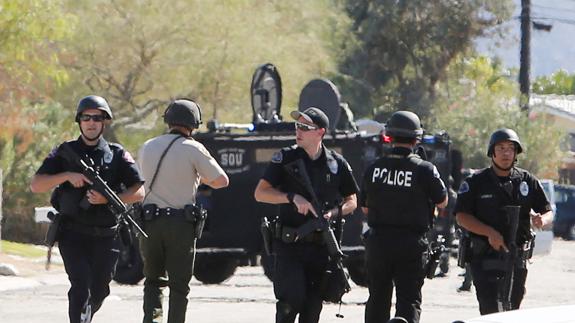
[359,146,447,232]
[455,166,551,244]
[37,136,144,226]
[261,145,359,227]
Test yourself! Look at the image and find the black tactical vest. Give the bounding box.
[277,146,343,227]
[54,139,123,227]
[470,168,534,244]
[364,152,432,232]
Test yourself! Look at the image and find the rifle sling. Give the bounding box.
[144,135,183,200]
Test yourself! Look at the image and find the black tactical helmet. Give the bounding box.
[487,128,523,157]
[163,99,202,129]
[385,110,423,139]
[75,95,113,122]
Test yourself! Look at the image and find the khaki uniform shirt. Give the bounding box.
[138,133,226,208]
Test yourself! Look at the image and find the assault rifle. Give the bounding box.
[283,158,350,304]
[497,205,520,311]
[59,143,148,239]
[283,159,344,258]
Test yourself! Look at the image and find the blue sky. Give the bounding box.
[475,0,575,77]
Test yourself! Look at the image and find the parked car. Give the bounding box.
[540,179,557,216]
[553,184,575,240]
[533,179,556,256]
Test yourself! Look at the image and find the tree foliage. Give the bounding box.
[58,0,351,146]
[433,57,565,179]
[2,102,76,243]
[0,0,72,87]
[533,70,575,95]
[336,0,512,121]
[0,1,75,242]
[0,0,73,173]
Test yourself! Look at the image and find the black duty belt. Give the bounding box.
[156,207,185,217]
[143,204,185,218]
[63,221,118,237]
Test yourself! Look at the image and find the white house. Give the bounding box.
[530,94,575,183]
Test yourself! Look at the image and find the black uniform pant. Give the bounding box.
[139,216,197,323]
[273,240,329,323]
[58,229,119,323]
[365,228,427,323]
[470,258,528,315]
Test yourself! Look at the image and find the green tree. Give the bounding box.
[533,70,575,95]
[2,102,76,242]
[433,56,564,179]
[58,0,351,148]
[0,0,73,173]
[336,0,512,121]
[0,0,72,87]
[0,0,73,171]
[0,0,74,242]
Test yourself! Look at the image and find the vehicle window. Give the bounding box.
[556,189,568,203]
[542,182,551,199]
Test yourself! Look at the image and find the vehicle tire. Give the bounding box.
[113,239,144,285]
[344,258,368,287]
[193,254,238,284]
[260,253,275,282]
[564,223,575,241]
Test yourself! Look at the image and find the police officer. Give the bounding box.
[361,111,448,323]
[455,129,552,315]
[138,99,229,323]
[30,95,145,323]
[254,107,359,323]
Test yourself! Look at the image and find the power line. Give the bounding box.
[513,15,575,26]
[532,16,575,25]
[532,4,575,14]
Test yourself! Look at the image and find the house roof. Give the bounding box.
[530,94,575,121]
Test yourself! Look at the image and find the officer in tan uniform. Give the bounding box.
[138,99,229,323]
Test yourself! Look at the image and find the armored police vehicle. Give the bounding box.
[113,63,455,286]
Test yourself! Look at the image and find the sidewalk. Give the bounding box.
[0,249,65,292]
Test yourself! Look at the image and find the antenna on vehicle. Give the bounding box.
[298,78,344,133]
[251,63,282,124]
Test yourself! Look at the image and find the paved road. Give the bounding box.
[0,239,574,323]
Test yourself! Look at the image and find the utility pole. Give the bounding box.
[519,0,531,111]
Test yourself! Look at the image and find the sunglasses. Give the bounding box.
[79,114,106,122]
[295,121,318,132]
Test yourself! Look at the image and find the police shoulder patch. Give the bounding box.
[122,150,135,164]
[47,145,59,158]
[271,151,283,163]
[458,181,470,194]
